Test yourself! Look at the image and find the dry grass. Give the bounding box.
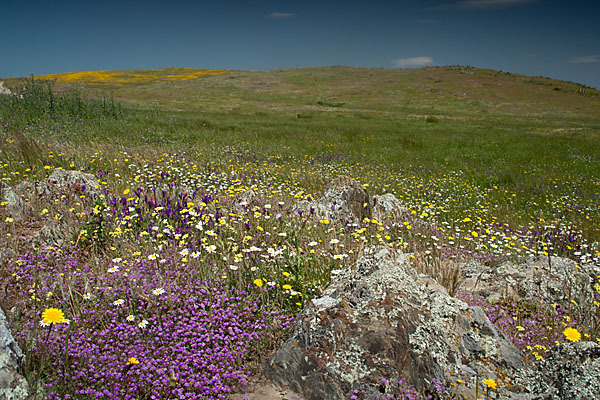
[411,251,463,296]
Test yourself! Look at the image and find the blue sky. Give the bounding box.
[1,0,599,88]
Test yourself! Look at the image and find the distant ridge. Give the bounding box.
[2,65,598,118]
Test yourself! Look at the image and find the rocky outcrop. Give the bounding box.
[0,82,12,96]
[530,341,600,399]
[265,246,532,400]
[12,169,100,201]
[0,184,24,219]
[294,177,410,225]
[38,169,101,198]
[33,220,71,247]
[295,176,372,224]
[1,169,98,246]
[0,308,29,399]
[371,193,408,222]
[461,255,598,306]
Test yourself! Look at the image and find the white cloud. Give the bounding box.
[392,57,434,67]
[268,12,296,19]
[428,0,538,10]
[570,55,600,64]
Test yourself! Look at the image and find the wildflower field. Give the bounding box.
[0,67,599,399]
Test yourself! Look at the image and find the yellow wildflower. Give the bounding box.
[483,379,497,390]
[563,327,581,342]
[42,308,65,324]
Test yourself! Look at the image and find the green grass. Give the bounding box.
[1,66,600,399]
[1,66,600,242]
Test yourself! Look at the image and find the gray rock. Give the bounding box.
[11,170,101,203]
[529,341,600,399]
[461,255,597,308]
[0,249,13,267]
[371,193,407,222]
[311,295,339,309]
[295,176,371,224]
[0,184,24,219]
[233,189,259,210]
[33,220,70,247]
[39,169,101,198]
[0,308,29,399]
[0,350,29,400]
[265,246,532,399]
[0,82,12,96]
[0,310,23,366]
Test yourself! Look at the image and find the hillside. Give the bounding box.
[1,66,600,399]
[6,66,599,119]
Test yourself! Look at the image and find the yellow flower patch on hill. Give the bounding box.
[36,68,229,85]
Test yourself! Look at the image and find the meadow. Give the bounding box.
[0,67,599,399]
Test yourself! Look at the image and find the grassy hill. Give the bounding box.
[9,66,599,117]
[2,66,599,237]
[1,66,600,398]
[5,65,599,170]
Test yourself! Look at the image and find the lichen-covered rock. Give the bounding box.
[0,310,23,368]
[0,183,24,219]
[265,246,532,400]
[295,176,371,224]
[13,169,101,202]
[529,341,600,399]
[371,193,407,222]
[33,220,71,247]
[0,350,30,400]
[39,169,101,198]
[0,308,29,399]
[461,255,598,306]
